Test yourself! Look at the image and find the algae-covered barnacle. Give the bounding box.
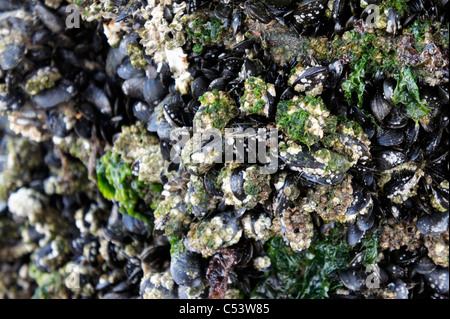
[276,95,335,147]
[187,14,227,55]
[181,133,223,176]
[24,67,62,96]
[379,217,422,252]
[0,137,43,201]
[184,211,243,257]
[139,1,192,94]
[44,157,95,196]
[186,174,217,218]
[277,199,314,253]
[424,230,449,269]
[126,43,147,70]
[154,191,191,236]
[240,76,276,117]
[112,122,160,163]
[27,260,70,299]
[140,269,177,299]
[7,187,70,242]
[195,90,239,132]
[111,122,164,185]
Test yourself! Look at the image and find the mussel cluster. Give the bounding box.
[0,0,448,299]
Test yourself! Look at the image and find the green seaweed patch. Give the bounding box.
[251,227,352,299]
[392,67,430,121]
[380,0,410,16]
[96,151,152,224]
[169,235,185,256]
[360,232,380,267]
[342,54,367,109]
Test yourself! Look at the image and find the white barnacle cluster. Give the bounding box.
[141,270,176,299]
[140,1,193,94]
[185,214,242,257]
[7,187,45,223]
[242,212,272,242]
[154,191,191,235]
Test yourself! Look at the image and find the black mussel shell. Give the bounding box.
[346,183,371,217]
[144,77,168,107]
[423,267,449,294]
[122,76,146,100]
[346,224,365,246]
[85,84,112,116]
[386,279,408,299]
[132,101,154,123]
[339,269,366,291]
[416,211,449,235]
[117,58,145,80]
[191,76,210,100]
[374,150,407,171]
[32,80,77,109]
[370,92,392,122]
[415,257,437,275]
